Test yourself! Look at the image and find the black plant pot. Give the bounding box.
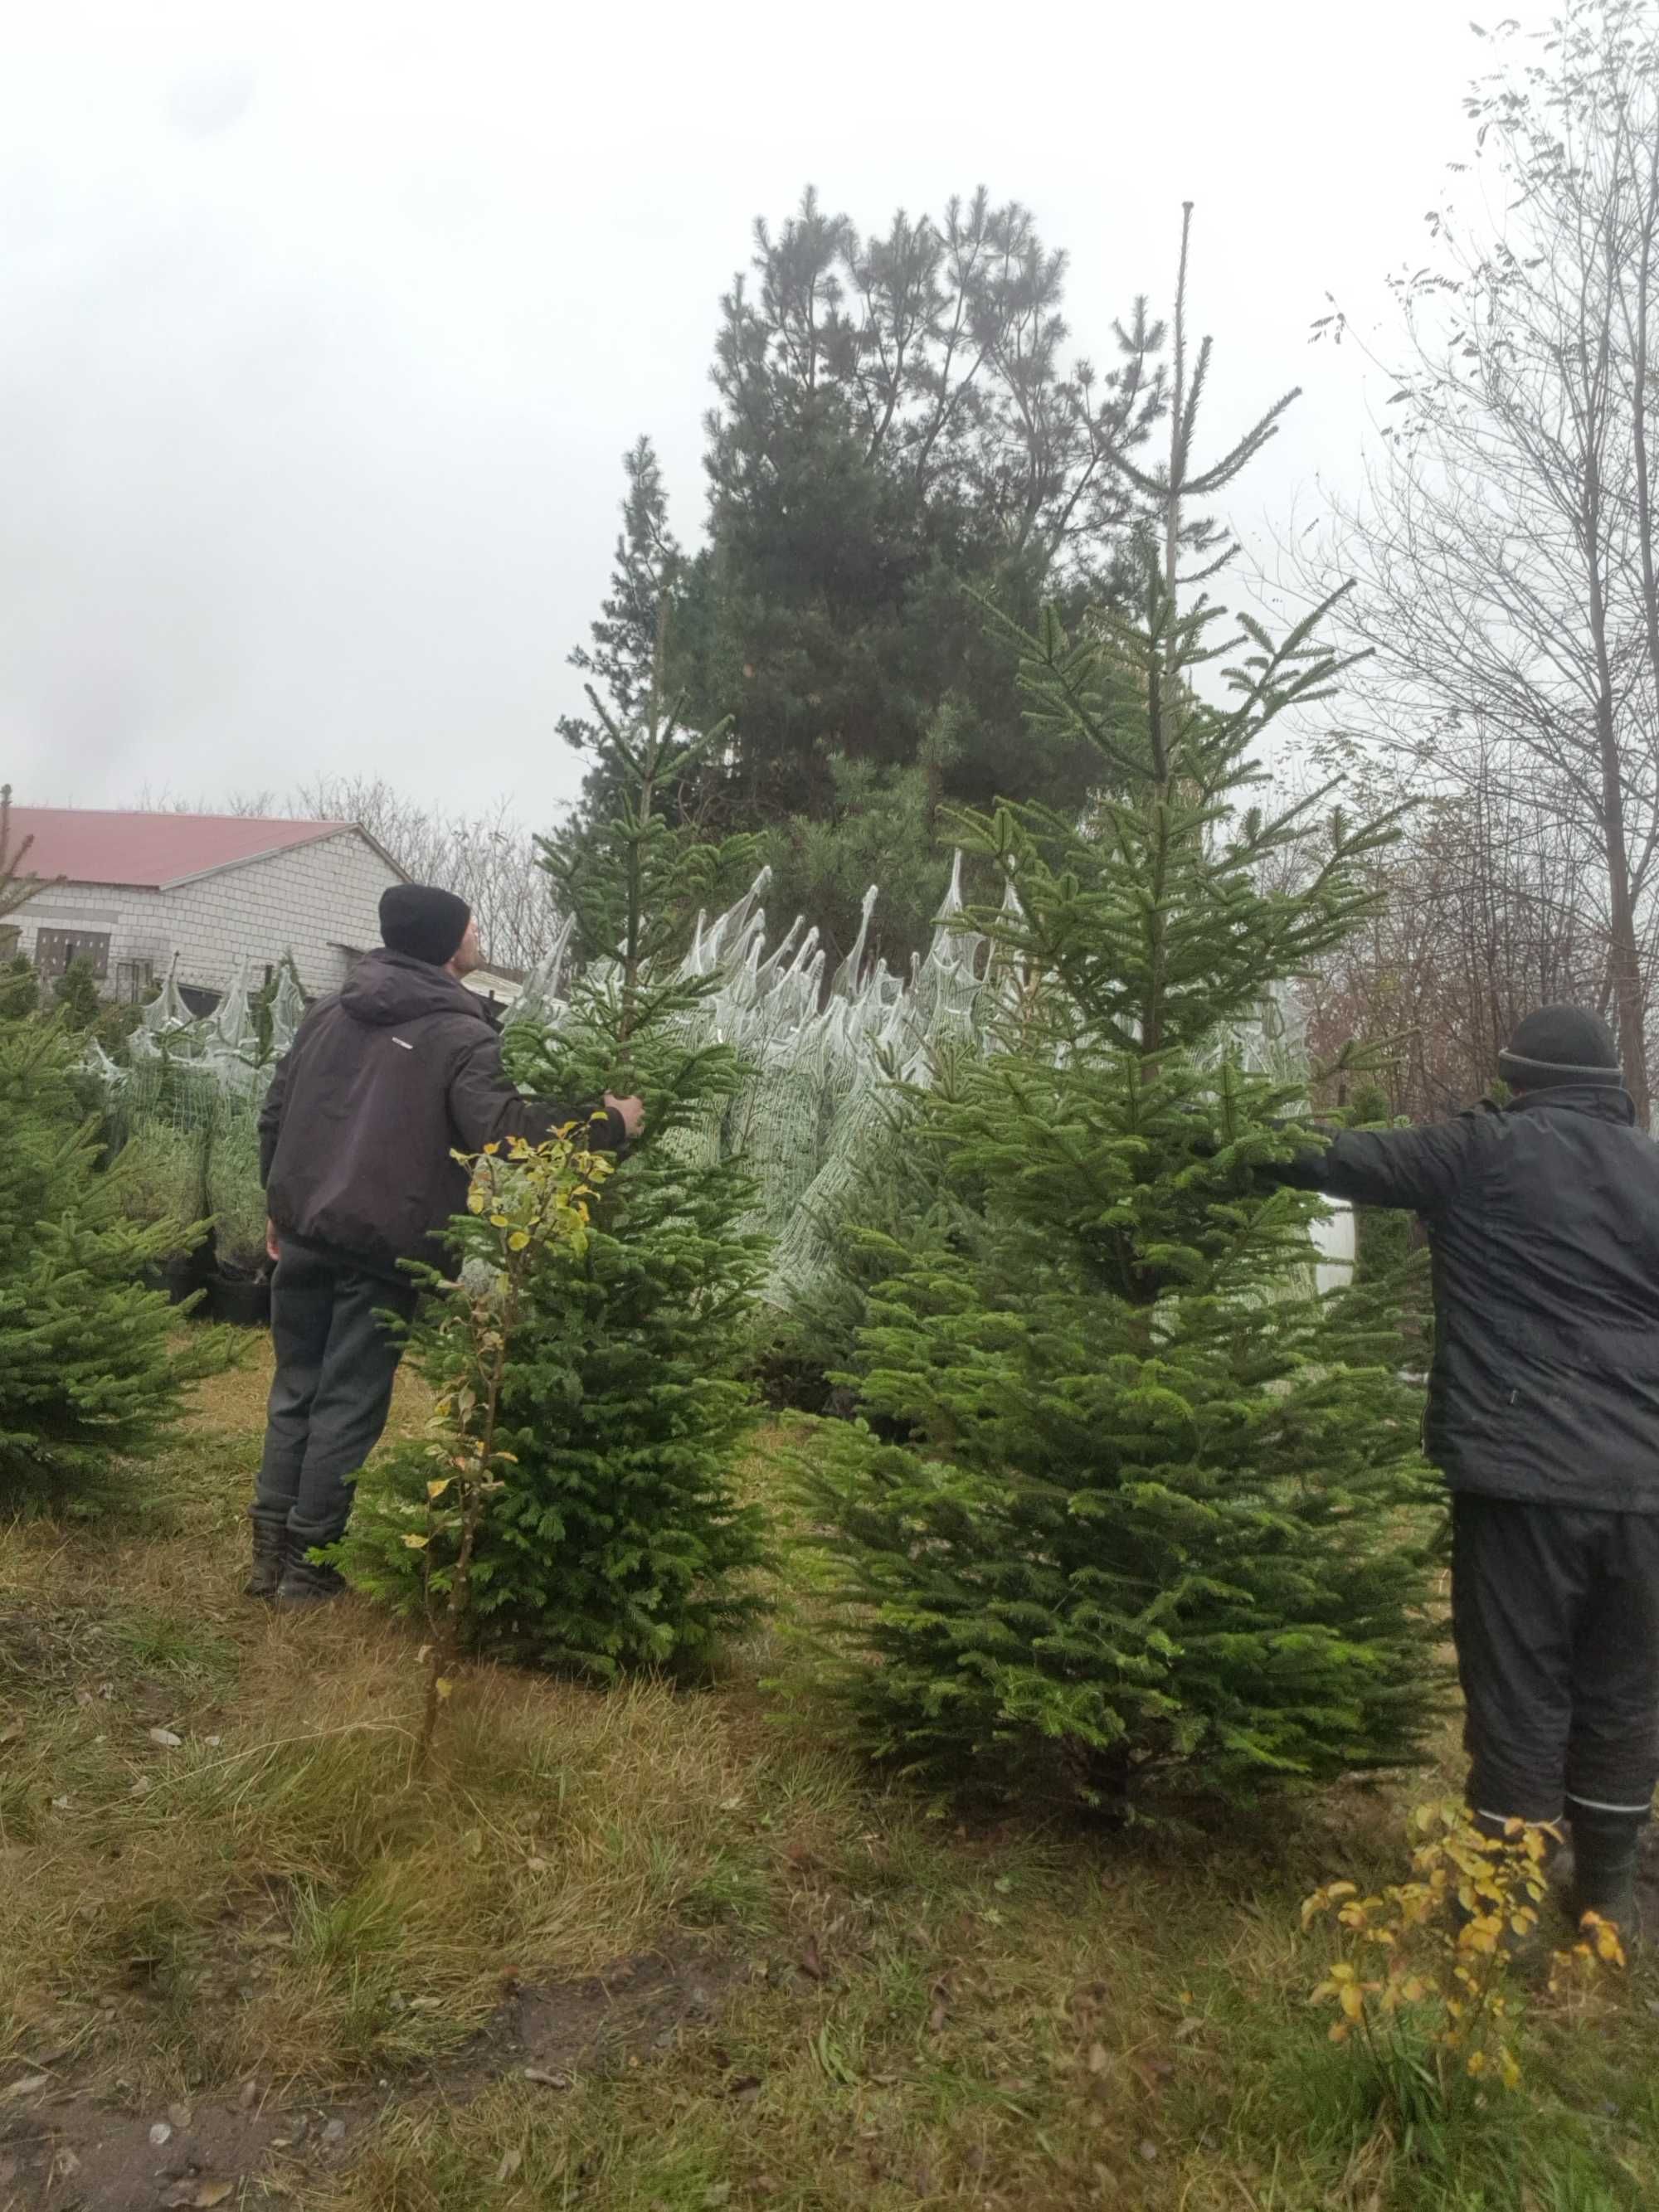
[207,1272,272,1329]
[140,1254,211,1307]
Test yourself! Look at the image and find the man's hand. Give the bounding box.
[605,1092,645,1142]
[265,1217,281,1264]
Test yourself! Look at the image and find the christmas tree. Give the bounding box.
[345,661,769,1675]
[798,211,1446,1812]
[51,954,103,1031]
[0,807,214,1505]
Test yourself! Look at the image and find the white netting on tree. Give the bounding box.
[73,882,1348,1300]
[109,952,307,1267]
[501,859,1353,1311]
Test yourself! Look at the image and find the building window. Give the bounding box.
[34,927,111,985]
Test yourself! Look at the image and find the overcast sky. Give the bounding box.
[0,0,1550,831]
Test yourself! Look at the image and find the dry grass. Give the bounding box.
[1,1345,1656,2210]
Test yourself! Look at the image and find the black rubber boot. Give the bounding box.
[1567,1806,1644,1948]
[274,1558,347,1610]
[245,1524,288,1602]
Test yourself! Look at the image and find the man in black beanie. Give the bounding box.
[1268,1005,1659,1941]
[251,885,643,1607]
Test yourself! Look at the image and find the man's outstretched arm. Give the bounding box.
[1263,1108,1487,1213]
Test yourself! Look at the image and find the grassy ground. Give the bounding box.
[2,1350,1657,2211]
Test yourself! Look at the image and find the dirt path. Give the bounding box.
[0,1946,731,2210]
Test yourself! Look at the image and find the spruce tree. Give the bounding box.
[799,210,1446,1812]
[346,665,769,1675]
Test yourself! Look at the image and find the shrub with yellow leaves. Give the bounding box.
[1301,1800,1625,2115]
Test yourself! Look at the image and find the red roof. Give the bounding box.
[6,807,378,892]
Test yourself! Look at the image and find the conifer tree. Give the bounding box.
[52,954,103,1031]
[346,653,768,1674]
[799,210,1445,1811]
[0,800,213,1503]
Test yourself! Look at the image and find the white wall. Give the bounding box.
[158,831,400,998]
[9,882,165,991]
[11,829,401,999]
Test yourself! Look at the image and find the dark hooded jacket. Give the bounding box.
[260,949,622,1280]
[1277,1087,1659,1511]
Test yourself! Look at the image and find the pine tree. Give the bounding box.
[798,210,1446,1813]
[346,662,769,1675]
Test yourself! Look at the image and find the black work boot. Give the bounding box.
[1567,1805,1645,1950]
[246,1524,289,1602]
[274,1558,347,1610]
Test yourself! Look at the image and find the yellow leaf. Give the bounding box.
[1500,2046,1520,2091]
[1466,2049,1486,2077]
[402,1533,431,1550]
[1594,1921,1627,1966]
[1327,2021,1350,2044]
[435,1678,454,1700]
[508,1231,531,1252]
[1340,1983,1365,2021]
[427,1478,452,1500]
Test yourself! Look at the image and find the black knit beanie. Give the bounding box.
[379,883,471,966]
[1497,1004,1623,1092]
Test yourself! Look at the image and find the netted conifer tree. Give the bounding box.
[799,210,1447,1811]
[346,665,769,1675]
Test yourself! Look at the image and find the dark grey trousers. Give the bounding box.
[252,1242,418,1559]
[1452,1492,1659,1824]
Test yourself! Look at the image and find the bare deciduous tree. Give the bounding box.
[1297,1,1659,1121]
[290,776,558,972]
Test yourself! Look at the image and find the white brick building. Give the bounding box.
[2,808,406,1005]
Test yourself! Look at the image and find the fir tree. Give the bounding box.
[0,783,51,931]
[52,955,103,1031]
[0,1008,216,1506]
[798,210,1446,1812]
[0,957,37,1023]
[346,664,769,1675]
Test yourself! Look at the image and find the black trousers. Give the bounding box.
[251,1242,418,1558]
[1452,1492,1659,1823]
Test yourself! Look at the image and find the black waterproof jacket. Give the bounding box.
[260,950,622,1280]
[1277,1087,1659,1511]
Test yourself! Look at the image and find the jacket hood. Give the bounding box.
[1510,1082,1638,1128]
[338,947,488,1030]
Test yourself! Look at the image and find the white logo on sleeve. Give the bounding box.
[393,1038,414,1051]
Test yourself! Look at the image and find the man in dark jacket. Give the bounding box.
[1273,1006,1659,1936]
[251,882,642,1608]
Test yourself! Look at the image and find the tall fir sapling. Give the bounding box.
[798,209,1447,1812]
[347,643,768,1673]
